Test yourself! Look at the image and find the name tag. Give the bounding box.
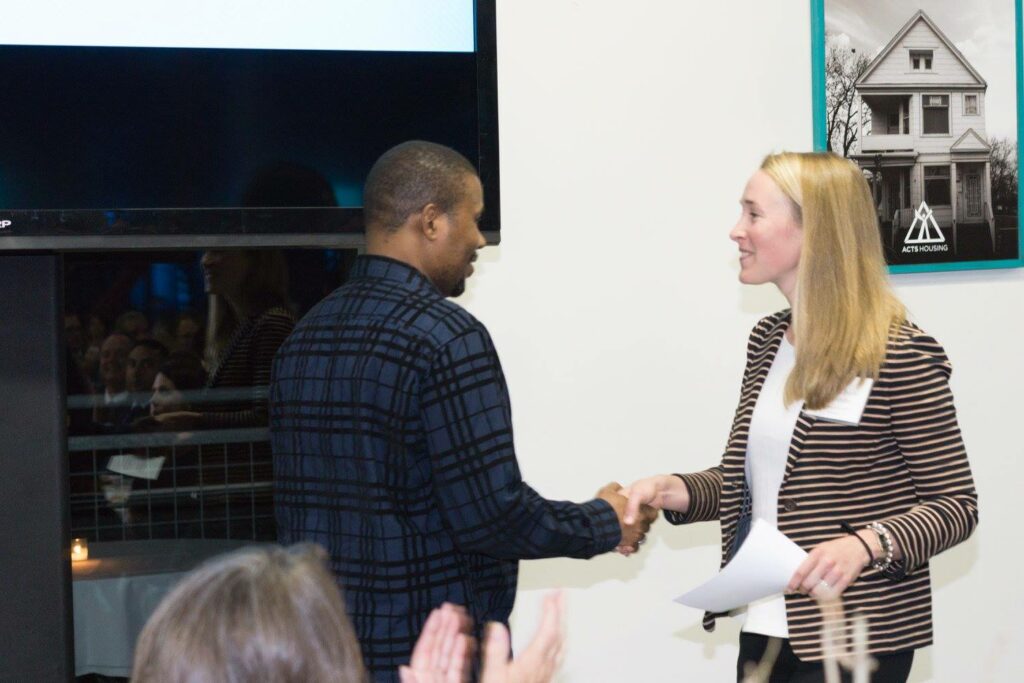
[802,378,873,426]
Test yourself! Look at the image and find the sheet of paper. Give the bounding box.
[674,519,807,613]
[107,454,165,480]
[802,377,873,425]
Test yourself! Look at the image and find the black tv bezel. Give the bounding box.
[0,0,500,251]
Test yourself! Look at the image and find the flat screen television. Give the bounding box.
[0,0,499,250]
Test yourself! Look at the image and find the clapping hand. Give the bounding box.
[399,603,474,683]
[480,591,565,683]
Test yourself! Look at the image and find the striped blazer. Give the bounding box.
[667,310,978,660]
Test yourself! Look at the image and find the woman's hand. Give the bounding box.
[399,603,474,683]
[616,475,690,555]
[787,533,874,600]
[481,592,564,683]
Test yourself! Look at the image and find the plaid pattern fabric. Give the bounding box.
[271,255,620,680]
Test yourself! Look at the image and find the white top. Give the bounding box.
[737,335,802,639]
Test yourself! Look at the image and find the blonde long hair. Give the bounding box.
[131,544,366,683]
[760,152,905,410]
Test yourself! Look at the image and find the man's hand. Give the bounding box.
[596,481,656,553]
[399,603,474,683]
[615,475,690,555]
[481,591,564,683]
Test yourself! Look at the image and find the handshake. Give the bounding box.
[596,481,661,557]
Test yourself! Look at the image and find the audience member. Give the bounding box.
[92,332,132,427]
[64,312,86,362]
[81,313,109,383]
[149,351,208,418]
[115,309,150,340]
[172,309,204,356]
[120,339,169,428]
[131,543,565,683]
[131,544,366,683]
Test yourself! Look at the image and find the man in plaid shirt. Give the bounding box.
[271,141,652,680]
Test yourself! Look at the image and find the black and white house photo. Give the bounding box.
[824,0,1020,266]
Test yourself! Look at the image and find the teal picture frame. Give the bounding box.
[811,0,1024,273]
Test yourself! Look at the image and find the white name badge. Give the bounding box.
[802,378,873,426]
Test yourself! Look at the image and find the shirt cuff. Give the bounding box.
[582,498,623,552]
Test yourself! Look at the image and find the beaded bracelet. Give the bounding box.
[867,521,894,572]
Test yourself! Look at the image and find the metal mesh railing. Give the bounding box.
[68,417,275,543]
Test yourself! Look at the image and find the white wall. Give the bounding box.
[458,1,1024,681]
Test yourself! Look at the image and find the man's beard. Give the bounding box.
[448,278,467,298]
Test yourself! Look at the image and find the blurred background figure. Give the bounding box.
[80,313,109,383]
[152,249,293,431]
[172,309,204,356]
[149,351,208,418]
[121,339,169,428]
[115,309,151,341]
[64,348,94,435]
[64,312,86,366]
[93,332,132,428]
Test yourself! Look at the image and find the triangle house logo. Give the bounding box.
[902,202,949,254]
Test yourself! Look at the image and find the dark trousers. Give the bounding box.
[737,633,914,683]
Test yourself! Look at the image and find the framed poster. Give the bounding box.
[812,0,1023,272]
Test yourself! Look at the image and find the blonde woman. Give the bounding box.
[622,152,978,682]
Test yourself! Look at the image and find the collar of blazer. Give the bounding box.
[723,309,820,494]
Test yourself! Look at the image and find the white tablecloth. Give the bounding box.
[72,539,260,677]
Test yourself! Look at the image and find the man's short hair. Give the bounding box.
[363,141,477,233]
[131,338,170,358]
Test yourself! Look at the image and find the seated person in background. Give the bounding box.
[65,312,87,367]
[172,309,204,356]
[92,332,132,429]
[112,351,208,537]
[134,351,208,427]
[131,544,565,683]
[152,351,207,416]
[65,348,94,435]
[115,309,151,341]
[118,339,169,429]
[80,313,109,385]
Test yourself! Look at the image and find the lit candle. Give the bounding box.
[71,538,89,562]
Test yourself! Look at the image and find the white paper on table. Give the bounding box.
[107,454,165,480]
[674,519,807,613]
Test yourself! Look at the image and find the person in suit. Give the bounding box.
[621,152,978,683]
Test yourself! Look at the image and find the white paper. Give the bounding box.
[674,519,807,613]
[107,454,165,481]
[803,378,873,426]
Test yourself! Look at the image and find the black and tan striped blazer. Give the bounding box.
[668,309,978,661]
